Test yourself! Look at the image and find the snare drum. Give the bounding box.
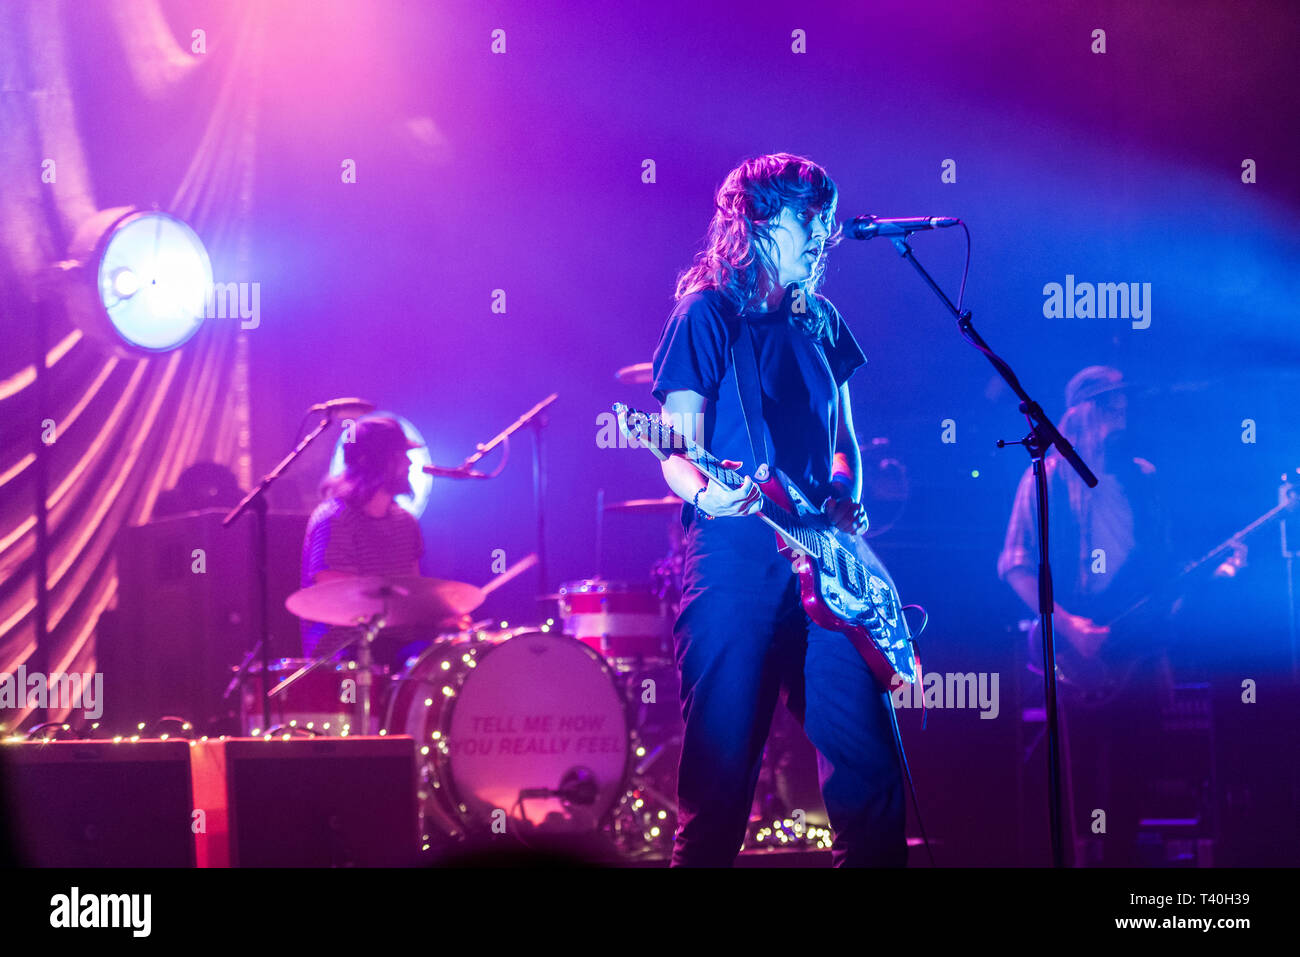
[557,580,672,661]
[388,630,631,836]
[239,658,387,736]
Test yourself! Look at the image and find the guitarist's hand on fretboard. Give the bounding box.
[696,459,763,518]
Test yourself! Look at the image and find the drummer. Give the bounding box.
[300,416,430,670]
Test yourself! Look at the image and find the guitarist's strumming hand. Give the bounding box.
[696,460,763,518]
[1057,612,1111,659]
[821,481,869,535]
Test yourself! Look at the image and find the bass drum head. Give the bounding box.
[408,631,630,835]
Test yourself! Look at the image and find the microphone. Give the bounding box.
[556,767,598,806]
[307,397,375,416]
[842,215,961,240]
[517,768,599,806]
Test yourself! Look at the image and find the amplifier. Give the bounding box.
[189,735,418,867]
[0,739,195,867]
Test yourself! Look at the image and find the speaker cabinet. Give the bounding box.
[101,509,308,731]
[0,740,195,867]
[189,736,418,867]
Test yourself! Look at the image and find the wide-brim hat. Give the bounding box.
[1065,365,1127,409]
[343,415,422,469]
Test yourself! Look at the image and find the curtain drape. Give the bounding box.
[0,0,265,729]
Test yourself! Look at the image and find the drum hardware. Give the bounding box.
[379,623,533,732]
[606,660,683,856]
[609,729,679,856]
[648,544,685,621]
[627,726,681,823]
[285,574,485,629]
[237,657,390,737]
[593,485,684,582]
[516,766,600,824]
[601,495,683,512]
[222,397,377,733]
[611,783,677,856]
[421,394,558,602]
[614,362,653,385]
[283,574,487,734]
[279,567,673,854]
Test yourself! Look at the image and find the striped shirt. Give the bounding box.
[299,497,423,657]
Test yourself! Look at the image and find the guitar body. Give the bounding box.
[757,468,919,692]
[1026,612,1160,708]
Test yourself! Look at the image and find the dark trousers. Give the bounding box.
[670,515,907,867]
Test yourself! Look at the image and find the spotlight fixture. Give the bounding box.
[59,206,213,354]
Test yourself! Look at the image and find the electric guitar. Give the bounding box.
[613,403,920,691]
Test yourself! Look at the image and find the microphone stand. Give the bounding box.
[425,394,558,601]
[222,410,342,731]
[881,231,1097,868]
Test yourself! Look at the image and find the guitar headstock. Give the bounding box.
[613,403,687,462]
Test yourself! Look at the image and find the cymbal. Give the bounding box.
[603,495,683,512]
[615,362,652,385]
[286,575,484,628]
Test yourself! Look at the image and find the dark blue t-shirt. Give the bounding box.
[650,287,866,508]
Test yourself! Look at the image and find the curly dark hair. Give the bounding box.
[674,152,841,340]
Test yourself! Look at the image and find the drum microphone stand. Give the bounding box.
[424,393,559,602]
[870,225,1097,868]
[264,609,387,735]
[223,398,372,731]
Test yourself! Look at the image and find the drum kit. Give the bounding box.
[259,553,685,857]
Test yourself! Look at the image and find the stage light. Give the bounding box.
[60,206,212,354]
[328,411,433,518]
[110,267,139,298]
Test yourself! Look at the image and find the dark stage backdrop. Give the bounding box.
[1,0,1296,863]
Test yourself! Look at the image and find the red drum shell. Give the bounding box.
[557,580,672,661]
[240,658,386,736]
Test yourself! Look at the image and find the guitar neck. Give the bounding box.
[645,416,820,552]
[1105,501,1294,628]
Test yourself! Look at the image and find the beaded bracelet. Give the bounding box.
[692,486,715,521]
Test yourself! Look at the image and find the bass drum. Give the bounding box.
[389,629,631,838]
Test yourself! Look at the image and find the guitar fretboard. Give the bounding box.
[643,415,827,560]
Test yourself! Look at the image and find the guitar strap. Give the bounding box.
[729,317,772,470]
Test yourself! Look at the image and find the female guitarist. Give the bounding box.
[650,153,906,867]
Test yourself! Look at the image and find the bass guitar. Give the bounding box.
[1028,479,1297,705]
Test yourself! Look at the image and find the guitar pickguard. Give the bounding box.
[779,481,916,685]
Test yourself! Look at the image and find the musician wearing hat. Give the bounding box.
[997,365,1178,865]
[997,365,1171,658]
[300,416,426,668]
